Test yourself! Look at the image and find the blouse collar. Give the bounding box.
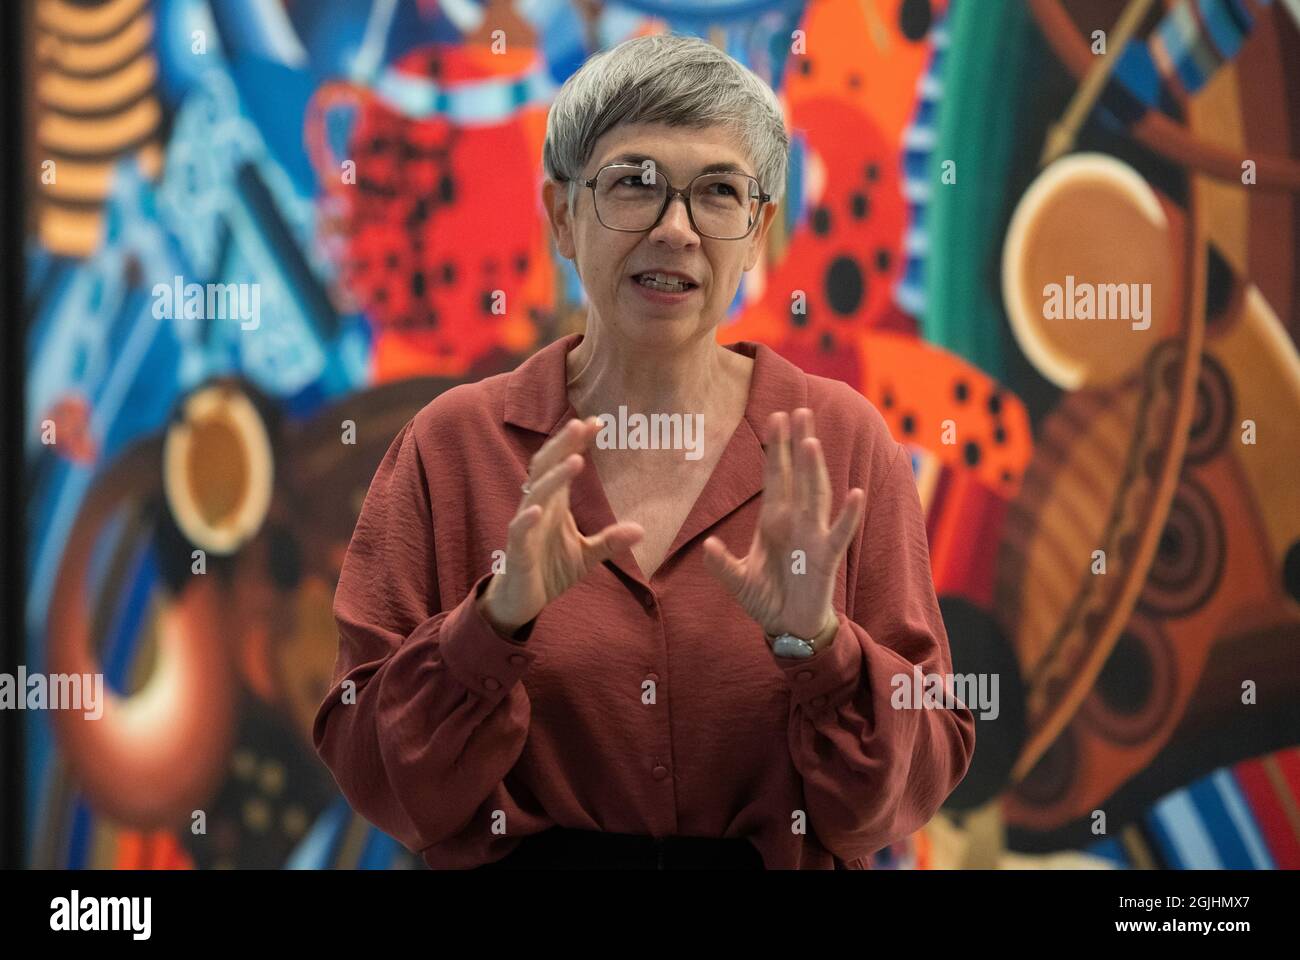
[501,332,810,585]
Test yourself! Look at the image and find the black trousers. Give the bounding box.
[475,827,765,870]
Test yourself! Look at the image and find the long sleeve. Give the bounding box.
[312,418,551,866]
[775,440,977,863]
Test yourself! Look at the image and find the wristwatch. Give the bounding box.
[767,631,817,659]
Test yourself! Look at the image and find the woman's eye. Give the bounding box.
[617,176,653,189]
[703,185,742,205]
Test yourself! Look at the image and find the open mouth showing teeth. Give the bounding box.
[634,274,697,293]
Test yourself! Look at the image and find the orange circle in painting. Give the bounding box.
[1002,154,1177,389]
[163,385,273,555]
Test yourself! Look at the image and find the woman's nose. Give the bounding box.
[650,194,699,243]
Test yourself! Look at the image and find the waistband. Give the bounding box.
[475,827,765,870]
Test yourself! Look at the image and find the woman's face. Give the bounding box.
[544,121,778,351]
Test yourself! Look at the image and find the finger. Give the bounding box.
[528,417,599,484]
[702,535,747,595]
[524,453,583,511]
[791,407,813,447]
[791,409,812,515]
[795,435,821,518]
[807,436,831,526]
[506,503,544,557]
[827,487,867,556]
[762,411,792,507]
[788,408,831,524]
[582,521,644,565]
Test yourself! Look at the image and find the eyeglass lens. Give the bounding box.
[593,166,759,239]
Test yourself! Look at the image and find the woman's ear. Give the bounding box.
[742,200,779,272]
[542,178,577,260]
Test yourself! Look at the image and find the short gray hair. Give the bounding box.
[543,34,789,216]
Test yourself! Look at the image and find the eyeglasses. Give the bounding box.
[564,162,771,240]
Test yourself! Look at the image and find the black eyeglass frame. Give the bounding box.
[562,162,773,240]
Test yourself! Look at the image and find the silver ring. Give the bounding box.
[521,481,532,495]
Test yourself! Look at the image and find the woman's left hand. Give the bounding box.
[703,408,866,649]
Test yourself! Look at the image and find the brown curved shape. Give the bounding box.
[1009,181,1208,783]
[1028,0,1300,192]
[45,438,239,829]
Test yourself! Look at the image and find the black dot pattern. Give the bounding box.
[825,256,865,315]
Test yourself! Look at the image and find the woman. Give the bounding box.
[314,33,975,870]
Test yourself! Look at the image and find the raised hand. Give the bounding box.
[702,408,865,648]
[479,417,644,637]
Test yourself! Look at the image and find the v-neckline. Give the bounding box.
[590,415,748,581]
[557,345,768,589]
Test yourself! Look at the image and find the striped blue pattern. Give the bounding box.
[1100,0,1266,126]
[893,10,948,318]
[1142,767,1277,868]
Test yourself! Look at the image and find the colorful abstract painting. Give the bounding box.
[18,0,1300,869]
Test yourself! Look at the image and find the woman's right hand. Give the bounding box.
[478,417,644,637]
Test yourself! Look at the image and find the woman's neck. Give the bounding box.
[565,322,749,420]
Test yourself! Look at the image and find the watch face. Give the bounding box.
[771,635,815,659]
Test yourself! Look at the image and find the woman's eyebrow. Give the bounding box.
[604,153,751,177]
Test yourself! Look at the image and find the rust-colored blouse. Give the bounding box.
[313,333,975,869]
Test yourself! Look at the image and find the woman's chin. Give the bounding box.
[617,312,715,347]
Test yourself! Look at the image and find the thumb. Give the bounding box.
[702,536,746,595]
[583,521,644,567]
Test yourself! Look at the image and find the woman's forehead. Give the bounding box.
[590,124,754,176]
[599,152,754,179]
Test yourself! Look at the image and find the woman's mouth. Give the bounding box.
[631,273,698,300]
[631,273,696,291]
